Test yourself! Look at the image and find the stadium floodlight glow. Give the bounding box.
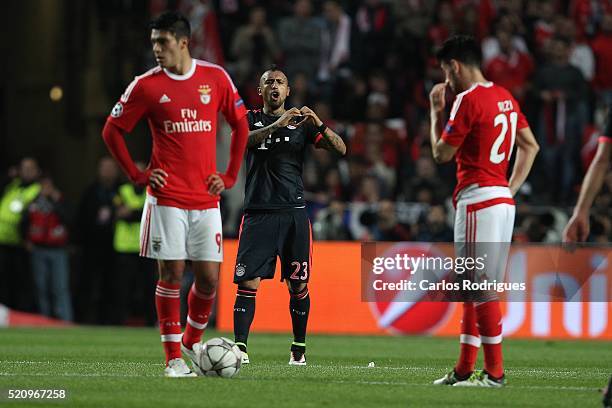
[49,86,63,102]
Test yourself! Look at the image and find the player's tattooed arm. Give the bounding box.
[247,107,305,148]
[300,106,346,155]
[316,127,346,156]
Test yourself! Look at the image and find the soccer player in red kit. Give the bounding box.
[563,106,611,242]
[102,12,248,377]
[429,35,540,387]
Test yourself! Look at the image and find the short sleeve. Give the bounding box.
[106,78,148,133]
[218,69,247,126]
[441,94,473,147]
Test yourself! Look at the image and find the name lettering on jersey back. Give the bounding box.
[498,100,514,113]
[163,108,212,134]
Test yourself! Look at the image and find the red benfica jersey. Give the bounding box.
[106,59,247,209]
[441,82,529,201]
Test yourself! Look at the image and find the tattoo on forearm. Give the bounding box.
[319,129,346,155]
[247,124,279,148]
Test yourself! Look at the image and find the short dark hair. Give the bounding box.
[435,35,482,67]
[260,65,288,83]
[149,11,191,39]
[266,64,281,73]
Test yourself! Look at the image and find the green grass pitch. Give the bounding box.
[0,327,609,407]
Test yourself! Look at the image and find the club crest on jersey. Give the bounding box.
[198,85,212,105]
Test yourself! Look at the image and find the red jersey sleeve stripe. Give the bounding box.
[120,66,161,103]
[599,136,612,144]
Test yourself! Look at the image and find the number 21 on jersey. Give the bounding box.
[490,100,518,164]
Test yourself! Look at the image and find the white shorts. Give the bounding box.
[139,194,223,262]
[454,185,516,287]
[454,185,515,243]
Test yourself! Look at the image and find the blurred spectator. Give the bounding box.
[555,17,594,83]
[230,6,280,86]
[21,176,73,321]
[371,200,411,241]
[364,140,396,195]
[532,0,557,51]
[590,214,612,243]
[484,25,534,102]
[570,0,612,39]
[353,0,395,75]
[402,156,451,203]
[312,199,352,240]
[591,13,612,106]
[318,1,351,83]
[453,0,496,40]
[531,36,587,203]
[392,0,435,41]
[414,204,454,242]
[111,165,156,326]
[0,158,41,311]
[285,72,316,108]
[427,1,454,48]
[277,0,322,81]
[350,120,403,173]
[482,13,529,64]
[75,157,120,324]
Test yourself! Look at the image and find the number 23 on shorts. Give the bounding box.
[290,261,308,281]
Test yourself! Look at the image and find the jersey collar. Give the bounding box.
[163,58,196,81]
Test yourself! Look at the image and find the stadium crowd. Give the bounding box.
[1,0,611,323]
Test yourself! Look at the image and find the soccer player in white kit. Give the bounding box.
[102,12,249,377]
[428,35,540,387]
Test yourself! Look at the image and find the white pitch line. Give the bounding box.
[2,361,607,374]
[0,372,157,378]
[0,372,600,392]
[1,361,608,377]
[308,365,609,376]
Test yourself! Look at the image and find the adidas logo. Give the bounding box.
[159,94,171,103]
[254,121,264,127]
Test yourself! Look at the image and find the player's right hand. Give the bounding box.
[562,211,589,243]
[275,107,307,128]
[148,168,168,189]
[429,82,448,113]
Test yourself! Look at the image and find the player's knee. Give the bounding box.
[158,261,184,284]
[238,278,260,290]
[288,282,307,297]
[195,276,218,295]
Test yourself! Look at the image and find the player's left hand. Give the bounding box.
[207,173,226,196]
[429,82,448,113]
[300,106,323,127]
[563,211,590,243]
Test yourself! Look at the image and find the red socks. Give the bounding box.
[455,302,480,377]
[476,301,504,379]
[455,301,504,379]
[182,284,215,349]
[155,281,182,364]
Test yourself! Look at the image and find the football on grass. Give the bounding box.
[198,337,242,378]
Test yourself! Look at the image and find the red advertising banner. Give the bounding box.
[217,240,612,339]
